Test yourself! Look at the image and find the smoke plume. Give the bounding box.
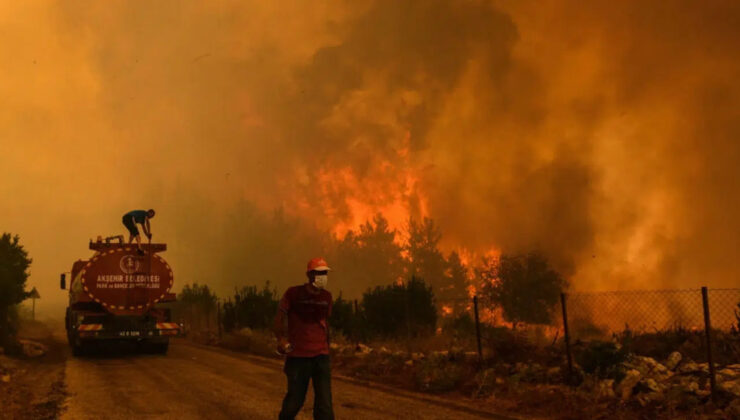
[1,1,739,316]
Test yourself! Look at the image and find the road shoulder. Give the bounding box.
[0,322,67,420]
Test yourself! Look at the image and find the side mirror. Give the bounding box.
[60,273,66,290]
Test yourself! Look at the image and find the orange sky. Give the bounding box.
[2,1,740,318]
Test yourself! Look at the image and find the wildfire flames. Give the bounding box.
[316,161,428,242]
[4,1,740,315]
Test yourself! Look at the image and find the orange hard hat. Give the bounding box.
[306,257,331,273]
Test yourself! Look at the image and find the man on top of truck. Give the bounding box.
[122,209,155,254]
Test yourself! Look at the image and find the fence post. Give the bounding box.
[405,287,411,347]
[473,296,483,365]
[560,292,573,381]
[217,300,222,340]
[701,287,717,403]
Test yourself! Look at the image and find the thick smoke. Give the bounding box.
[1,1,740,317]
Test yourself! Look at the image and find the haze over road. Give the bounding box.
[61,340,511,420]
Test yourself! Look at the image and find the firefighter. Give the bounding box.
[121,209,155,254]
[274,257,335,420]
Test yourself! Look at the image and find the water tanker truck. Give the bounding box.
[61,238,179,355]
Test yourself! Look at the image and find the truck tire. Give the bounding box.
[72,341,86,357]
[155,342,169,354]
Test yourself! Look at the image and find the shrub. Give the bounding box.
[415,358,465,392]
[346,352,408,380]
[483,326,537,363]
[361,276,436,338]
[478,252,566,328]
[175,283,219,331]
[570,317,608,340]
[0,233,32,350]
[443,312,476,337]
[222,282,279,331]
[574,341,627,380]
[329,293,355,338]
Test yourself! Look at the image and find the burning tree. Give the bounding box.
[0,233,32,350]
[438,251,470,312]
[405,217,470,309]
[405,217,446,293]
[479,252,566,329]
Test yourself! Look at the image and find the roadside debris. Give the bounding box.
[18,339,47,358]
[326,340,740,416]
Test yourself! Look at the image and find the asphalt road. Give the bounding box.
[62,339,514,420]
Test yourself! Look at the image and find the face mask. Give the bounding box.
[313,275,328,289]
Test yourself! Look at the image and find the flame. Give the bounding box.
[441,305,453,316]
[466,284,477,298]
[316,151,429,241]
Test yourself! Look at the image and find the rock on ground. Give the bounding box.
[595,379,615,399]
[719,379,740,398]
[665,351,682,370]
[617,369,642,400]
[18,339,47,358]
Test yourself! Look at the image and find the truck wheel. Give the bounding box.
[154,342,169,354]
[72,342,86,357]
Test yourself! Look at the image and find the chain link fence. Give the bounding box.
[175,287,740,361]
[563,288,740,341]
[175,284,739,397]
[432,287,740,376]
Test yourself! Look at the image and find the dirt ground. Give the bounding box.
[61,339,516,420]
[0,321,67,420]
[5,322,727,419]
[1,321,521,420]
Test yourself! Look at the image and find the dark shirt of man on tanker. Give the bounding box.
[122,209,155,254]
[274,257,334,420]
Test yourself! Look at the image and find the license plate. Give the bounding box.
[118,331,140,337]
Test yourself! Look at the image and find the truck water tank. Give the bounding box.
[79,243,174,315]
